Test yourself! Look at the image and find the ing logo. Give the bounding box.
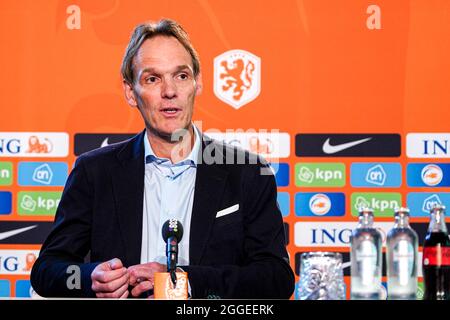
[26,136,53,154]
[22,253,37,272]
[214,50,261,109]
[248,136,273,154]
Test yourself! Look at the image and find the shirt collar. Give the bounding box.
[144,124,201,167]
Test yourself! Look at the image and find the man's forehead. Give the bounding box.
[133,36,194,72]
[140,64,194,75]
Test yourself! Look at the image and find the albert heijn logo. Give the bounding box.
[351,163,402,187]
[295,192,345,217]
[0,132,68,157]
[407,163,450,187]
[15,280,34,298]
[18,162,68,186]
[214,49,261,109]
[407,192,450,217]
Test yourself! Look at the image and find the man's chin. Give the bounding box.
[150,126,192,143]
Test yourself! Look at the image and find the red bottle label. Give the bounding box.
[423,246,450,266]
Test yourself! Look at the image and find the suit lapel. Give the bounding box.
[189,138,229,265]
[111,131,145,266]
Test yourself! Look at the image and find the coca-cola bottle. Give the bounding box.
[422,204,450,300]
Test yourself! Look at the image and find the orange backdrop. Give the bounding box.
[1,0,450,299]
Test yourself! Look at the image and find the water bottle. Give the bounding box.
[350,207,382,299]
[386,207,418,299]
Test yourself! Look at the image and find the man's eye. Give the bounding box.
[177,73,189,80]
[146,76,158,83]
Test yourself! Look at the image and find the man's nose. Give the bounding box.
[161,78,177,99]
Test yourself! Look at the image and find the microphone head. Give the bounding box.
[162,219,184,242]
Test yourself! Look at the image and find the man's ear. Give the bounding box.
[123,80,138,107]
[194,72,203,96]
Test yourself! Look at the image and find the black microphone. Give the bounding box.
[162,219,184,286]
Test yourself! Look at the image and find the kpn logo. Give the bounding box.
[295,163,345,187]
[18,191,61,216]
[0,162,12,186]
[351,193,401,217]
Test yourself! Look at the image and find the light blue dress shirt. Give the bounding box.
[140,126,201,267]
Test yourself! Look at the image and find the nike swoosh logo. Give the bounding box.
[322,137,372,154]
[0,225,37,241]
[342,262,352,270]
[101,138,110,148]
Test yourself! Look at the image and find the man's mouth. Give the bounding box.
[160,107,181,115]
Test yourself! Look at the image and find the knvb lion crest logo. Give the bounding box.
[214,49,261,109]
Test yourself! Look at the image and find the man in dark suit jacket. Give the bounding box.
[30,18,294,299]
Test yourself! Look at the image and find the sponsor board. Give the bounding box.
[205,131,290,159]
[0,280,10,297]
[294,221,394,247]
[15,280,34,298]
[0,162,13,185]
[0,191,12,215]
[18,162,68,186]
[17,191,62,216]
[0,221,54,244]
[295,134,401,157]
[407,163,450,187]
[407,193,450,217]
[295,163,345,187]
[74,133,136,156]
[407,133,450,158]
[272,163,289,187]
[0,250,39,275]
[351,193,401,217]
[295,192,345,217]
[0,132,68,157]
[350,163,402,187]
[277,192,290,217]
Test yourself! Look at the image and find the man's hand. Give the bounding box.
[128,262,166,297]
[91,258,129,298]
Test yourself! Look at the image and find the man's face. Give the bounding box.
[124,36,202,139]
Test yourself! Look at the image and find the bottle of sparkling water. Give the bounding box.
[386,207,418,300]
[350,207,382,300]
